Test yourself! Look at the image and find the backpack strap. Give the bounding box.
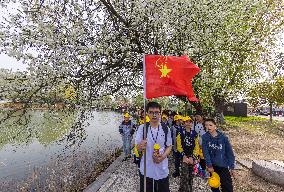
[161,122,169,148]
[142,122,150,139]
[179,128,186,149]
[170,126,174,145]
[193,120,197,132]
[143,122,169,148]
[143,123,169,147]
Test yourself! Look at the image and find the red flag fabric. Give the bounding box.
[144,55,200,101]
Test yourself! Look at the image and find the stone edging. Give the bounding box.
[252,160,284,187]
[236,159,253,169]
[83,153,124,192]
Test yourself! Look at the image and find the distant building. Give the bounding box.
[223,103,247,117]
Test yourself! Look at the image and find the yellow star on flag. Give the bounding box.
[159,64,172,78]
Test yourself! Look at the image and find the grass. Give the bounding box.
[223,116,284,137]
[224,116,267,122]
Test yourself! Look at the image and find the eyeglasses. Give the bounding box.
[148,111,161,116]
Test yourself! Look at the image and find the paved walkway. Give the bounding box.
[85,154,211,192]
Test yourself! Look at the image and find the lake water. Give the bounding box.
[0,110,123,190]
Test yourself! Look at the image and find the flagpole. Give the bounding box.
[143,54,147,192]
[143,97,147,192]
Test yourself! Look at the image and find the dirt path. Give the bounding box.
[97,156,211,192]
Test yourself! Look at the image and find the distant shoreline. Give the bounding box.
[0,101,68,110]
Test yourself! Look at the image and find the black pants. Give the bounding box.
[211,165,233,192]
[173,151,180,173]
[139,172,170,192]
[179,163,194,192]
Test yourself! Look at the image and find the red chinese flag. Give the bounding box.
[144,55,200,101]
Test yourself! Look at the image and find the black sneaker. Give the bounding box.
[172,172,180,178]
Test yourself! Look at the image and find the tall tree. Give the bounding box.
[0,0,283,124]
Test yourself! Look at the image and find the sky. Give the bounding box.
[0,53,28,71]
[0,2,27,71]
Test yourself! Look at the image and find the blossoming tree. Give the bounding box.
[0,0,284,123]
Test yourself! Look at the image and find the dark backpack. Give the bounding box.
[133,122,169,165]
[179,128,197,157]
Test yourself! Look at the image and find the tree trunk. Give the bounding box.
[213,95,226,125]
[215,105,225,125]
[269,102,273,123]
[177,96,203,114]
[189,101,203,114]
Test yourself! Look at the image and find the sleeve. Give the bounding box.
[134,145,139,157]
[170,127,174,145]
[119,124,123,134]
[135,125,144,145]
[176,134,184,156]
[198,136,203,146]
[166,127,172,147]
[225,136,235,169]
[202,135,213,168]
[193,136,200,158]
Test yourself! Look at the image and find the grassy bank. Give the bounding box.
[222,116,284,192]
[0,149,122,192]
[78,149,122,191]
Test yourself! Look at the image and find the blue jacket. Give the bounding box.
[119,120,135,137]
[171,125,183,152]
[202,130,235,169]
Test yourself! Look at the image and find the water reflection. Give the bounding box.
[0,110,77,148]
[0,110,122,191]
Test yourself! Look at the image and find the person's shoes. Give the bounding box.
[172,171,180,178]
[122,157,128,161]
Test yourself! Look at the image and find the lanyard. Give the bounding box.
[150,125,160,143]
